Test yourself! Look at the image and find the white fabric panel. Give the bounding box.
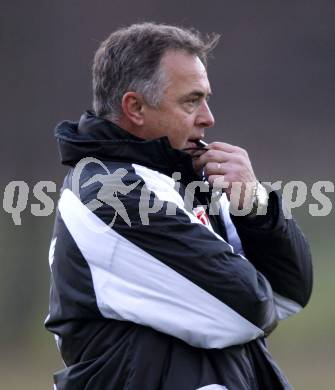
[132,164,234,249]
[54,334,61,352]
[44,313,50,325]
[58,188,263,349]
[49,237,57,268]
[196,386,228,390]
[219,195,245,256]
[46,235,65,363]
[273,292,302,320]
[45,238,56,327]
[132,164,186,209]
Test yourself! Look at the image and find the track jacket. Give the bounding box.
[45,111,313,390]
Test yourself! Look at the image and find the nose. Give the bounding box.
[196,101,215,128]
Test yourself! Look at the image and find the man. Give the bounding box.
[45,23,312,389]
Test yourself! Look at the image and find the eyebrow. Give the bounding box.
[181,90,212,100]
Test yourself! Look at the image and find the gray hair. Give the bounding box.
[92,22,220,120]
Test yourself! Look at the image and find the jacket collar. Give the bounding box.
[55,111,200,186]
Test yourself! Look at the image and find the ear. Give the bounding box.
[121,92,145,126]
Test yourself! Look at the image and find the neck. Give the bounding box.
[106,114,144,140]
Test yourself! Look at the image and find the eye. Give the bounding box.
[185,98,199,105]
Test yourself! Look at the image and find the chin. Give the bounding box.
[169,140,185,150]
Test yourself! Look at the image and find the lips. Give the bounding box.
[183,139,208,158]
[185,140,198,149]
[185,137,205,148]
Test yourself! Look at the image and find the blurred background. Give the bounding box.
[1,0,334,388]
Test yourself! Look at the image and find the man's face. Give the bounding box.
[141,50,215,150]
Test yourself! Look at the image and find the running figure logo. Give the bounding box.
[72,158,140,227]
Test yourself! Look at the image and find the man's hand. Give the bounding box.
[193,142,258,210]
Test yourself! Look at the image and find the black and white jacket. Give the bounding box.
[45,111,313,390]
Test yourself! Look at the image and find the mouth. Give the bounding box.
[184,140,198,150]
[184,138,207,148]
[183,139,208,157]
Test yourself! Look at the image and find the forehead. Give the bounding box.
[160,50,211,95]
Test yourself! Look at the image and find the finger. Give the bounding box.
[208,142,249,160]
[187,147,209,159]
[193,149,231,171]
[204,161,229,177]
[208,142,238,153]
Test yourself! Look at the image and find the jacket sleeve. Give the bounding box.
[230,189,313,320]
[57,163,279,349]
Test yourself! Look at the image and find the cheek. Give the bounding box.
[151,108,195,147]
[174,119,196,147]
[180,116,196,136]
[149,114,171,137]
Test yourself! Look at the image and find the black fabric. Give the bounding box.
[231,192,313,307]
[56,111,200,190]
[79,162,278,334]
[45,111,313,389]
